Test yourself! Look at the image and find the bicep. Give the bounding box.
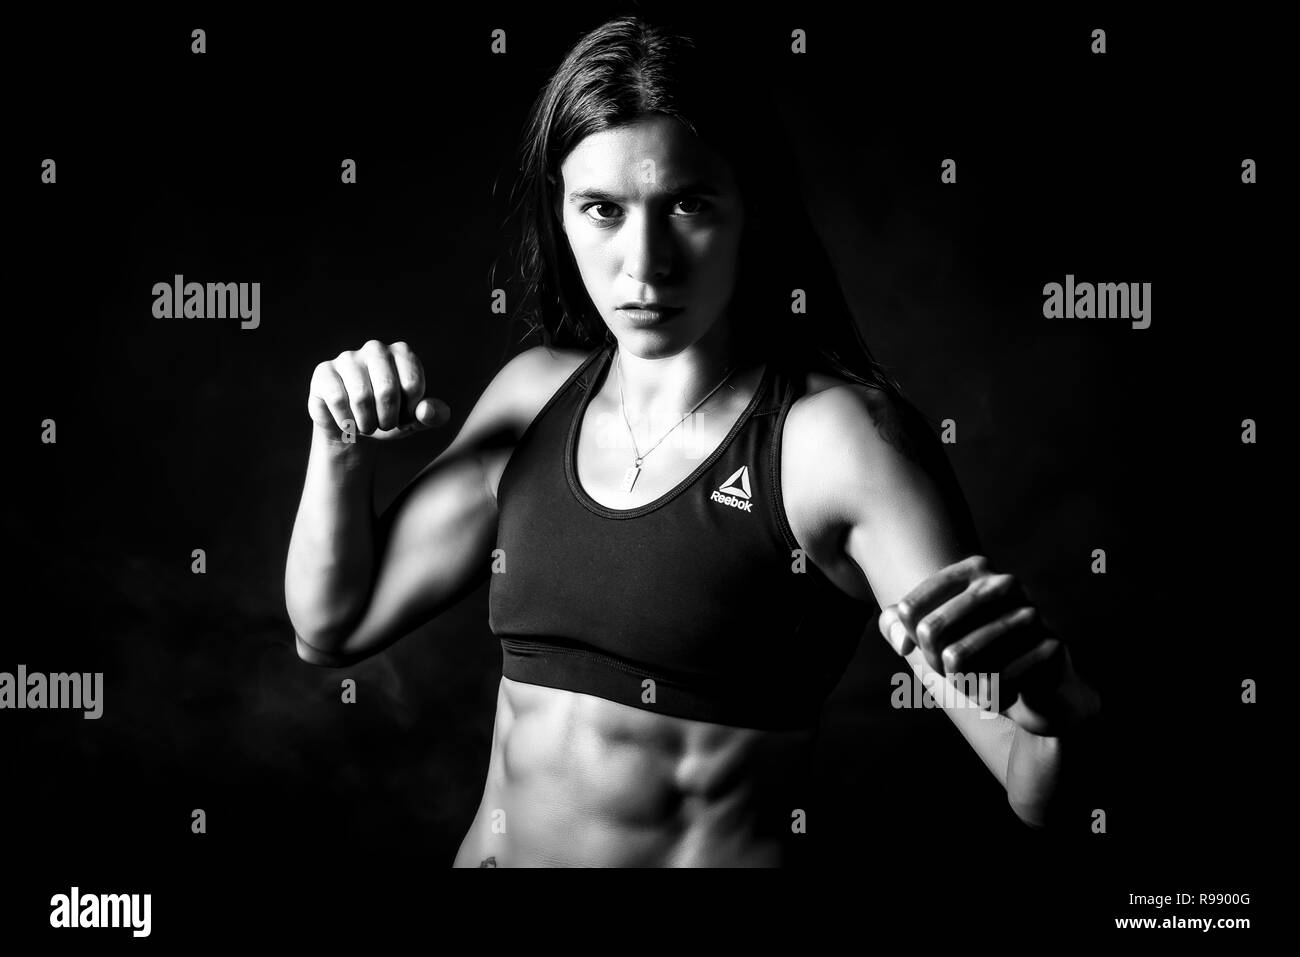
[829,387,980,612]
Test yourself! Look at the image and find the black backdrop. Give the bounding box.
[7,5,1279,941]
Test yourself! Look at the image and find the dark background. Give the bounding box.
[6,5,1279,938]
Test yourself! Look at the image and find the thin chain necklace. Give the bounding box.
[614,346,738,493]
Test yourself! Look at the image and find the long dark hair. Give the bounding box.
[497,13,908,403]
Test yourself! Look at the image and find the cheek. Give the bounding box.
[567,232,619,292]
[565,219,602,254]
[687,226,742,283]
[563,225,592,262]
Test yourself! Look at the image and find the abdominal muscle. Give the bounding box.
[452,677,819,867]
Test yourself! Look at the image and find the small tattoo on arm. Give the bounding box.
[479,856,497,867]
[863,388,927,469]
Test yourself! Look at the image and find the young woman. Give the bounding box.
[285,15,1101,867]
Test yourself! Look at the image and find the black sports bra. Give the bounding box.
[488,342,874,731]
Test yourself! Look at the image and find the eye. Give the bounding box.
[582,202,623,224]
[580,197,712,225]
[674,197,709,215]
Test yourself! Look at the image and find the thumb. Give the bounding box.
[410,396,452,430]
[879,605,917,657]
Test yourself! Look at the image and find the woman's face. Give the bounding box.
[556,114,746,353]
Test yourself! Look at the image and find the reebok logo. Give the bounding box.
[710,466,754,512]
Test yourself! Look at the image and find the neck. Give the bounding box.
[611,315,750,423]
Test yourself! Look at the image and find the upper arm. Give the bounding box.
[299,346,556,667]
[802,384,980,605]
[799,384,1017,783]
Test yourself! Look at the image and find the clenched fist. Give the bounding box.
[308,339,450,441]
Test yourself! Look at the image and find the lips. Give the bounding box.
[618,305,683,323]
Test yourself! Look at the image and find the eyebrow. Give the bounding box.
[566,181,721,204]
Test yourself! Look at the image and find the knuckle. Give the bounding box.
[968,554,992,574]
[361,338,387,354]
[941,645,963,671]
[877,607,897,635]
[980,573,1015,598]
[917,613,943,644]
[398,357,425,386]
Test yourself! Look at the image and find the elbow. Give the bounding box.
[1008,797,1051,830]
[1009,790,1082,831]
[294,632,357,668]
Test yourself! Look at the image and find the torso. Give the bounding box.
[455,346,872,867]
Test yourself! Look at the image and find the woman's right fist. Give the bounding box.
[308,340,450,441]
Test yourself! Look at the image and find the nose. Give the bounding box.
[621,209,675,283]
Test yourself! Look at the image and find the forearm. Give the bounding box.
[1005,673,1102,829]
[284,426,380,647]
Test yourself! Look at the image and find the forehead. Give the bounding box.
[559,114,734,192]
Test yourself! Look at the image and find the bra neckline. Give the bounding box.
[565,343,774,520]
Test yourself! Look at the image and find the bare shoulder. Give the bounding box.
[784,370,932,473]
[477,344,592,502]
[505,344,591,419]
[471,344,588,431]
[780,370,939,545]
[781,368,979,558]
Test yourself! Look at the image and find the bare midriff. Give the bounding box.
[452,677,819,867]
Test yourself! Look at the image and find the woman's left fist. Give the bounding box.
[877,555,1098,736]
